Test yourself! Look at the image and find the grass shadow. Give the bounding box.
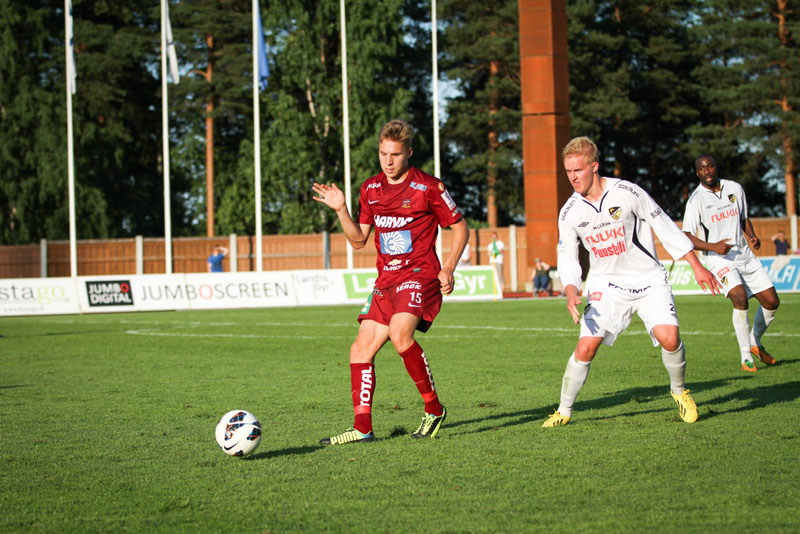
[700,380,800,419]
[246,445,322,460]
[443,369,800,433]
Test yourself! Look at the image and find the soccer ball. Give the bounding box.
[215,410,262,457]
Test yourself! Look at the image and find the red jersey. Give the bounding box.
[358,167,463,287]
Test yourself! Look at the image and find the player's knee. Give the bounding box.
[574,342,598,361]
[764,293,780,311]
[661,335,681,352]
[728,293,748,309]
[388,333,414,354]
[349,340,375,364]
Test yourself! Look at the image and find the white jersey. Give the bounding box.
[557,178,693,291]
[682,178,755,263]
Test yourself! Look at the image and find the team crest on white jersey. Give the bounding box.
[609,206,622,220]
[728,194,736,203]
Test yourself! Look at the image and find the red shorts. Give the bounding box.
[358,277,443,333]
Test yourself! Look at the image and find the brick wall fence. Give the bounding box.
[0,218,796,292]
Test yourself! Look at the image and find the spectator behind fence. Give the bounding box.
[771,231,789,255]
[207,246,228,272]
[532,257,551,295]
[488,232,505,291]
[458,242,471,266]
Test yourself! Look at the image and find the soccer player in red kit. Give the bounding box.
[312,119,469,444]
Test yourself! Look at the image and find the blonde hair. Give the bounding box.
[562,136,599,164]
[379,119,414,149]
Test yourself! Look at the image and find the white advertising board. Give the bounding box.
[0,277,80,316]
[1,266,504,317]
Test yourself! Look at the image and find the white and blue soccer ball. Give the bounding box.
[215,410,262,457]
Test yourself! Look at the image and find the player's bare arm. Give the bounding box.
[683,231,732,256]
[564,284,582,324]
[744,219,760,250]
[312,182,371,249]
[438,219,469,295]
[682,250,722,295]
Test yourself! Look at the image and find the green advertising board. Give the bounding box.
[342,267,499,301]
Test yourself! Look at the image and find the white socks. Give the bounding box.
[751,307,776,347]
[661,342,686,395]
[732,308,753,364]
[557,353,591,417]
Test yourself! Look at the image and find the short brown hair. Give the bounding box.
[379,119,414,149]
[562,136,599,164]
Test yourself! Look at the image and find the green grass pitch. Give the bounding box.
[1,294,799,533]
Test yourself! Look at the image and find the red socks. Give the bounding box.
[350,363,375,434]
[400,342,443,416]
[350,342,442,433]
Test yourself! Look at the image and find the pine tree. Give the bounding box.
[690,0,798,216]
[229,0,432,235]
[439,0,522,227]
[566,0,705,217]
[0,0,186,244]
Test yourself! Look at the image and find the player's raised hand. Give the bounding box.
[312,182,345,211]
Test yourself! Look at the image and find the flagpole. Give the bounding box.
[432,0,443,261]
[340,0,353,270]
[160,0,173,274]
[253,0,263,272]
[65,0,77,279]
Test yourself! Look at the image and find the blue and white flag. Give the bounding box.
[256,2,269,91]
[67,0,76,94]
[165,1,179,83]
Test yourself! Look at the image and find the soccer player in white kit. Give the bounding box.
[542,137,721,427]
[682,155,780,373]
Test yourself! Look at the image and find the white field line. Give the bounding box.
[118,321,800,339]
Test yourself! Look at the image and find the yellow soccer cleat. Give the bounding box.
[671,389,699,423]
[319,427,375,445]
[750,345,776,365]
[542,410,571,427]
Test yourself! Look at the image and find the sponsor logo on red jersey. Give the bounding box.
[374,215,414,228]
[396,280,422,292]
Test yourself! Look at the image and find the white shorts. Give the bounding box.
[705,255,774,297]
[580,273,679,347]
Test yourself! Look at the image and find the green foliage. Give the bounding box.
[566,0,703,218]
[688,0,799,215]
[1,296,799,532]
[255,0,430,235]
[440,0,523,225]
[0,0,196,244]
[1,1,798,245]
